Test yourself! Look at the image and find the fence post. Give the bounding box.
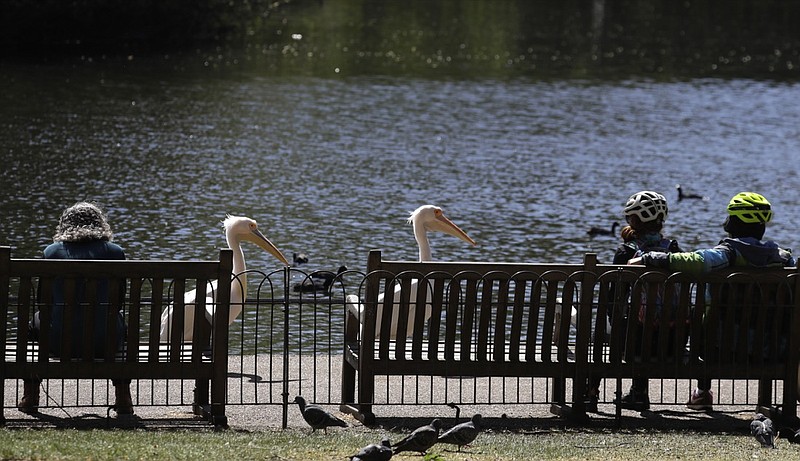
[281,265,291,429]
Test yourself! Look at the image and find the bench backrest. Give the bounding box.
[0,246,233,374]
[356,250,602,372]
[356,250,800,378]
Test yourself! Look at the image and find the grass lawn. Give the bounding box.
[0,427,796,460]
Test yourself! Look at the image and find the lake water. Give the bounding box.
[2,1,800,276]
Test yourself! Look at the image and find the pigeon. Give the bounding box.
[437,413,482,452]
[294,395,348,433]
[750,413,776,448]
[391,419,442,455]
[348,438,393,461]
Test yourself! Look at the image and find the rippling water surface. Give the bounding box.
[3,65,799,275]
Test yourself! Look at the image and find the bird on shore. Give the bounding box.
[447,402,461,421]
[159,215,289,342]
[676,184,705,201]
[751,413,776,448]
[294,395,348,433]
[348,438,393,461]
[392,419,442,455]
[437,413,482,452]
[292,265,347,294]
[345,205,476,339]
[587,221,619,237]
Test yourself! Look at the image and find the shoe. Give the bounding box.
[113,385,134,415]
[17,379,40,414]
[614,388,650,411]
[686,389,713,411]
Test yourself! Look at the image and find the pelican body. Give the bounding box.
[159,215,289,342]
[346,205,476,339]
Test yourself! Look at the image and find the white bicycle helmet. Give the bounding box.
[624,191,668,223]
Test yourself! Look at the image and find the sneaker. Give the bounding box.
[614,388,650,411]
[686,389,713,411]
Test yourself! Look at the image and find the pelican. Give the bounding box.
[346,205,476,339]
[159,215,289,341]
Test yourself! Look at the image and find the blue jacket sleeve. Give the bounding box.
[668,246,734,273]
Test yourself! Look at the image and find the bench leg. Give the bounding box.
[757,378,773,412]
[340,355,355,406]
[350,367,375,425]
[193,380,209,416]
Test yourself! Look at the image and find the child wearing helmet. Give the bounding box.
[584,190,683,412]
[633,192,795,411]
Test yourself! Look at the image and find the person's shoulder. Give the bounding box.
[43,242,66,259]
[102,241,126,260]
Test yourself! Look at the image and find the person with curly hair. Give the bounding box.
[18,202,133,415]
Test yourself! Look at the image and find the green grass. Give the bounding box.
[0,427,797,461]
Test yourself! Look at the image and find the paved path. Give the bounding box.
[2,373,771,434]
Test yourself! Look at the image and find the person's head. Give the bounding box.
[623,191,669,234]
[53,202,113,243]
[723,192,772,240]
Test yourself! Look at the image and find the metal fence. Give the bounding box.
[3,267,784,428]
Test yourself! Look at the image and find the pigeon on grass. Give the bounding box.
[750,413,776,449]
[391,419,442,455]
[348,438,392,461]
[294,395,348,433]
[437,413,482,451]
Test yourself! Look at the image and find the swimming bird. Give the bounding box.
[751,413,776,448]
[437,413,482,452]
[292,265,347,294]
[293,252,309,265]
[345,205,476,339]
[392,418,442,455]
[587,221,619,237]
[159,215,290,342]
[676,184,705,201]
[348,438,393,461]
[294,395,348,433]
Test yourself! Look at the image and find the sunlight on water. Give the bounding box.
[2,71,799,273]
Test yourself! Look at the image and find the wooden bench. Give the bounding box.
[0,246,233,427]
[340,249,800,425]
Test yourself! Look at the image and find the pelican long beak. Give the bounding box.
[431,213,477,246]
[244,228,290,266]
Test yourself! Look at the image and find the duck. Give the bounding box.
[587,221,619,237]
[292,265,347,294]
[293,252,309,265]
[676,184,705,201]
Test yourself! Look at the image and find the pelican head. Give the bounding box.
[408,205,476,246]
[223,215,290,266]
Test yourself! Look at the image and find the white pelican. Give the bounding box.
[159,215,289,341]
[346,205,476,339]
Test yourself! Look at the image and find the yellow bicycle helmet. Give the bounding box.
[726,192,772,224]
